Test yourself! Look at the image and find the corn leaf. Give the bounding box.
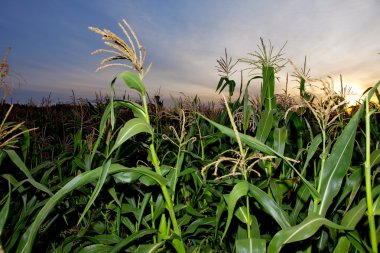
[333,199,367,253]
[198,114,320,200]
[248,183,291,229]
[78,244,112,253]
[301,134,322,175]
[214,196,226,239]
[262,66,276,110]
[222,181,249,239]
[373,196,380,215]
[243,88,252,132]
[273,127,287,156]
[113,171,141,184]
[108,187,121,207]
[110,118,152,154]
[118,71,146,95]
[21,164,166,253]
[268,214,350,253]
[318,104,363,216]
[5,150,52,196]
[236,238,266,253]
[216,77,236,97]
[134,242,165,253]
[370,149,380,168]
[333,167,363,212]
[93,234,121,244]
[152,194,165,223]
[91,100,146,162]
[255,109,274,143]
[78,159,112,225]
[289,184,310,225]
[184,217,215,235]
[0,185,10,246]
[234,206,249,224]
[137,192,152,230]
[223,181,291,240]
[115,100,146,119]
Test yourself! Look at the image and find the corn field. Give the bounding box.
[1,20,380,253]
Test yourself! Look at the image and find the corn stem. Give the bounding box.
[143,94,186,252]
[365,96,378,253]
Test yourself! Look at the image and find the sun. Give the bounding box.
[342,81,380,107]
[339,83,362,106]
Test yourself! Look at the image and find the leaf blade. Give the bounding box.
[318,105,363,216]
[268,214,350,253]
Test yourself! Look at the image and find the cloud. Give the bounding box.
[3,0,380,104]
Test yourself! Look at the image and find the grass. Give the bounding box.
[1,20,380,252]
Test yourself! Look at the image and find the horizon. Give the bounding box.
[1,0,379,105]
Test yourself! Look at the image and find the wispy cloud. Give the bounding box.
[2,0,379,103]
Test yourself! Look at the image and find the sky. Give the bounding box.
[1,0,379,105]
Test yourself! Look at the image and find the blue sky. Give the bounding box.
[1,0,379,104]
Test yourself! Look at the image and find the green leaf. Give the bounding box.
[110,118,152,154]
[117,100,146,119]
[78,244,112,253]
[5,150,53,196]
[236,238,266,253]
[0,150,6,166]
[15,226,32,253]
[318,104,363,216]
[78,159,112,225]
[262,66,276,110]
[370,149,380,168]
[108,187,121,207]
[0,185,11,245]
[152,194,165,223]
[268,214,350,253]
[137,192,152,230]
[333,199,367,252]
[344,231,367,253]
[214,196,226,239]
[113,171,141,184]
[342,199,366,228]
[121,217,135,233]
[301,134,322,175]
[134,242,165,253]
[255,109,274,143]
[92,234,121,244]
[251,215,260,238]
[235,206,250,223]
[223,181,249,239]
[299,77,311,100]
[198,114,320,200]
[333,167,363,212]
[216,77,229,93]
[273,127,287,156]
[110,229,157,253]
[228,80,236,97]
[289,184,310,225]
[91,100,146,162]
[21,164,165,253]
[158,213,167,242]
[117,71,146,95]
[373,196,380,215]
[243,88,253,132]
[184,217,215,235]
[269,179,290,205]
[223,181,290,240]
[248,183,291,229]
